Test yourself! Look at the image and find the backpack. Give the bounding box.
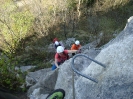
[54,43,61,49]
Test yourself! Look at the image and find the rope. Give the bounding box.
[71,54,106,99]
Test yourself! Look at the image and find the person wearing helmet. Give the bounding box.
[52,46,78,70]
[54,41,64,50]
[52,37,64,50]
[53,38,58,43]
[71,40,81,56]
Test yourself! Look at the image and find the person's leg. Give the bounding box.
[46,89,65,99]
[52,62,61,70]
[52,64,57,70]
[72,53,75,56]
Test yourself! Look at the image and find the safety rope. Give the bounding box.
[71,54,106,99]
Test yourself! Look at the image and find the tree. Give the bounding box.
[0,0,34,54]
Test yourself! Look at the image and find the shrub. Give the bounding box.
[0,53,25,91]
[0,0,34,54]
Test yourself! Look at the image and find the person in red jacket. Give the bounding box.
[52,46,78,70]
[71,40,81,56]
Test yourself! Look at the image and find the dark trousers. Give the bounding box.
[72,53,75,56]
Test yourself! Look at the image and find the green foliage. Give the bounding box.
[48,5,54,14]
[0,1,34,54]
[17,46,54,66]
[1,0,15,11]
[66,0,77,10]
[82,0,95,7]
[0,53,25,91]
[99,16,116,33]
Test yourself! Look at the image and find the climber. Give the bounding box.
[71,40,81,56]
[52,38,65,50]
[53,38,58,43]
[54,41,64,50]
[52,46,79,70]
[46,89,65,99]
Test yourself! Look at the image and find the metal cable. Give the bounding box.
[71,54,106,83]
[71,54,106,99]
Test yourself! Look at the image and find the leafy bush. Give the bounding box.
[0,53,25,91]
[82,0,95,7]
[99,16,116,32]
[0,0,34,54]
[67,0,77,10]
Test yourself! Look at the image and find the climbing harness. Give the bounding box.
[71,54,106,99]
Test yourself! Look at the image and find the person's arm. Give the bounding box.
[67,50,78,54]
[55,58,59,68]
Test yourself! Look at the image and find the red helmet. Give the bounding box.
[53,38,58,43]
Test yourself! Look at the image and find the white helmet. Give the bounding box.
[75,40,80,45]
[56,46,64,53]
[55,41,59,45]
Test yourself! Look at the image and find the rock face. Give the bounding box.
[74,20,133,99]
[74,16,133,99]
[27,16,133,99]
